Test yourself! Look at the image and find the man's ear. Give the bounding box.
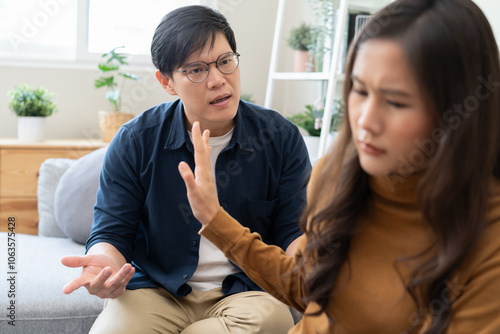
[155,70,177,96]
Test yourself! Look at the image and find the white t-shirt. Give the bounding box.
[187,128,239,291]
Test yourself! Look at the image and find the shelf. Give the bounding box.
[349,0,392,13]
[270,72,345,81]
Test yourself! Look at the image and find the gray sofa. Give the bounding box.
[0,147,108,333]
[0,233,104,333]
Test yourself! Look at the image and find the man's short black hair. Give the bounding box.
[151,5,237,78]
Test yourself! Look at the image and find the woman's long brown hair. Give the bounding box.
[297,0,500,333]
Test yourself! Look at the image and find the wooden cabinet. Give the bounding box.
[0,139,106,235]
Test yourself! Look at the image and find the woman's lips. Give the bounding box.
[359,141,386,155]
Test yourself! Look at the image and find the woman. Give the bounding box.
[178,0,500,333]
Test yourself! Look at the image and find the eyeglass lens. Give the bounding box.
[185,52,239,83]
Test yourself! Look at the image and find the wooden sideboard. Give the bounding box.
[0,139,106,235]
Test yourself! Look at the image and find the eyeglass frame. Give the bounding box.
[175,52,241,83]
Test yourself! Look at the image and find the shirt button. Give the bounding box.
[183,274,188,279]
[192,240,197,246]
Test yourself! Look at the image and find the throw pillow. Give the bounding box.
[37,158,76,238]
[54,146,108,244]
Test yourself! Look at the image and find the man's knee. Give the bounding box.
[251,295,294,333]
[90,288,189,334]
[214,292,294,334]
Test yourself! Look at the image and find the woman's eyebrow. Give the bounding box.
[351,74,412,97]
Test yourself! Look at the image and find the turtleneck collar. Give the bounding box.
[369,172,424,207]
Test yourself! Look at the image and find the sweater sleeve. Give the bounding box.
[441,220,500,333]
[200,208,308,312]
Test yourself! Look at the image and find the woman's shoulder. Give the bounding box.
[444,181,500,331]
[458,178,500,277]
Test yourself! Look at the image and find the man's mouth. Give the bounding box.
[210,96,230,104]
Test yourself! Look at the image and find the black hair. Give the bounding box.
[151,5,237,78]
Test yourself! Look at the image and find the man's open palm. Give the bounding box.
[61,254,134,299]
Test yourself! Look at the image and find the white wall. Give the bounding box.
[1,0,499,140]
[473,0,500,42]
[0,0,281,140]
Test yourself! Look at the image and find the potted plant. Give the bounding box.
[286,23,315,72]
[95,46,141,142]
[7,84,58,142]
[288,99,343,159]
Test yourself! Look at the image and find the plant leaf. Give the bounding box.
[119,72,141,81]
[94,76,115,88]
[103,46,129,65]
[98,63,119,72]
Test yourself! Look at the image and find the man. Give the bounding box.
[62,5,311,333]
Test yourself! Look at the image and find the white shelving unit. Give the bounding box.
[264,0,390,160]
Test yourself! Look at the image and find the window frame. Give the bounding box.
[0,0,217,68]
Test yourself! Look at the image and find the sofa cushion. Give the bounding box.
[54,146,108,245]
[38,158,76,238]
[0,233,104,333]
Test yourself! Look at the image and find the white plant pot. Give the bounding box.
[17,116,46,142]
[303,132,338,163]
[303,135,320,162]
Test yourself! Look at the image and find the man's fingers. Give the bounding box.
[191,122,211,169]
[106,264,134,288]
[62,254,135,298]
[107,264,136,299]
[87,267,113,294]
[179,162,196,189]
[93,264,134,299]
[62,276,87,294]
[61,255,90,268]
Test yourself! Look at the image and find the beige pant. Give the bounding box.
[89,287,294,334]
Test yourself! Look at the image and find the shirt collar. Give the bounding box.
[163,100,255,153]
[163,100,189,151]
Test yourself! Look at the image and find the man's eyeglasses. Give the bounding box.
[176,52,240,83]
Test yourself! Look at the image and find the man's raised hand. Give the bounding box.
[178,121,220,225]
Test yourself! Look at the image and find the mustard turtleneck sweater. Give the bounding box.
[200,158,500,334]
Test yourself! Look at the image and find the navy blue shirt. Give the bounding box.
[87,99,311,297]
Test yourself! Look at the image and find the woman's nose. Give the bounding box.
[357,97,383,135]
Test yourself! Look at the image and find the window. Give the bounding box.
[0,0,212,66]
[0,0,77,61]
[87,0,202,55]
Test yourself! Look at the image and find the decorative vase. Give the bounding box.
[98,111,134,143]
[17,116,46,142]
[293,50,314,72]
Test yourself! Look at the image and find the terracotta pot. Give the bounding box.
[293,50,314,72]
[98,111,134,143]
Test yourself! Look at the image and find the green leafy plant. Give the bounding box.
[308,0,338,71]
[289,104,322,136]
[7,84,57,117]
[95,46,141,112]
[286,23,314,51]
[240,92,255,103]
[289,100,343,136]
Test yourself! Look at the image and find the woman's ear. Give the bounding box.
[156,70,177,96]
